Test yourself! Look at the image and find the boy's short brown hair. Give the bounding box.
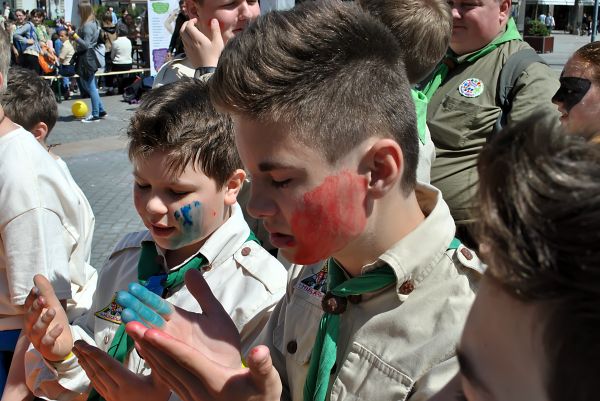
[210,1,418,193]
[477,114,600,401]
[2,66,58,132]
[359,0,452,83]
[127,77,241,189]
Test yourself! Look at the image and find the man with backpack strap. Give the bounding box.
[421,0,559,246]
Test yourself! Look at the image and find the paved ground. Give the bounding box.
[51,95,145,268]
[539,32,591,73]
[47,33,593,269]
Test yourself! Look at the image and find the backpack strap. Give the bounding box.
[493,48,547,136]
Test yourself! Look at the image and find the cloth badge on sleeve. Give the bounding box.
[459,78,484,98]
[295,263,328,299]
[94,294,123,324]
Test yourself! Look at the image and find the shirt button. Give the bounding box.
[321,292,347,314]
[202,265,212,272]
[460,247,473,260]
[286,340,298,354]
[104,335,110,344]
[241,246,251,256]
[398,280,414,295]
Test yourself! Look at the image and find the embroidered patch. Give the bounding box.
[94,294,123,324]
[295,263,328,298]
[458,78,484,98]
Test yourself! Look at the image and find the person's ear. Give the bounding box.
[30,121,49,143]
[30,121,49,144]
[361,138,403,199]
[499,0,511,23]
[223,168,246,206]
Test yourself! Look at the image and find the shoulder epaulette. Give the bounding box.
[109,230,151,260]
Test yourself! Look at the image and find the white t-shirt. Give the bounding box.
[55,158,97,322]
[110,36,132,65]
[0,128,85,330]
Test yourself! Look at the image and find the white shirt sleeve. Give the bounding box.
[3,208,72,305]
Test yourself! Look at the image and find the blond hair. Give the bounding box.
[359,0,452,83]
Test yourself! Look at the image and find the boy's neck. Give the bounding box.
[333,189,425,276]
[0,110,20,138]
[164,239,206,268]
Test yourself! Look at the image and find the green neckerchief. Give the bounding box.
[303,259,396,401]
[87,242,206,401]
[303,236,461,401]
[88,230,260,401]
[411,89,428,144]
[422,18,522,100]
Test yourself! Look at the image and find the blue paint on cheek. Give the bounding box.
[178,204,194,226]
[193,200,201,208]
[174,210,180,220]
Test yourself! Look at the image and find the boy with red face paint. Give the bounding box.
[21,78,286,401]
[111,2,480,401]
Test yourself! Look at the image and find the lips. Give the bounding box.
[269,233,296,248]
[150,224,175,237]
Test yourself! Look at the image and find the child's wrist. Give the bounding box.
[45,351,75,364]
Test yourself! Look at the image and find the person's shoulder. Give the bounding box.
[153,56,192,87]
[108,230,151,260]
[233,240,287,294]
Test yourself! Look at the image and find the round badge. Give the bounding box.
[458,78,484,98]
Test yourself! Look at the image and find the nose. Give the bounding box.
[246,186,277,219]
[451,6,461,19]
[238,1,252,21]
[146,193,169,216]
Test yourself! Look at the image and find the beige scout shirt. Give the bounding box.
[257,184,480,401]
[153,55,195,88]
[25,203,286,401]
[427,39,560,225]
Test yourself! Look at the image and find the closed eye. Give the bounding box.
[271,178,292,189]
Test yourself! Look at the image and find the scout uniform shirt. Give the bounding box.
[427,39,559,226]
[25,203,287,401]
[257,184,481,401]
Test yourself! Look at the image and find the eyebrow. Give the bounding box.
[456,346,494,396]
[257,161,298,172]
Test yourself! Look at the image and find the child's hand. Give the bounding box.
[23,275,72,362]
[180,18,223,69]
[117,269,241,369]
[127,324,282,401]
[72,340,170,401]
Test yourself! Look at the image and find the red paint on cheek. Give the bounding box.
[212,210,217,217]
[290,171,368,265]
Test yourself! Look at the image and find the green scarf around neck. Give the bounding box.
[303,259,396,401]
[422,18,522,100]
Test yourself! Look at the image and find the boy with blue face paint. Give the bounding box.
[21,77,287,401]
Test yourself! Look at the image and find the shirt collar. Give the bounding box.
[369,184,456,297]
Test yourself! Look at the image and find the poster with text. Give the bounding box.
[147,0,180,76]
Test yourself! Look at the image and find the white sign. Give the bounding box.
[147,0,180,76]
[63,0,80,27]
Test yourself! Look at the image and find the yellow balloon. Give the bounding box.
[71,101,89,118]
